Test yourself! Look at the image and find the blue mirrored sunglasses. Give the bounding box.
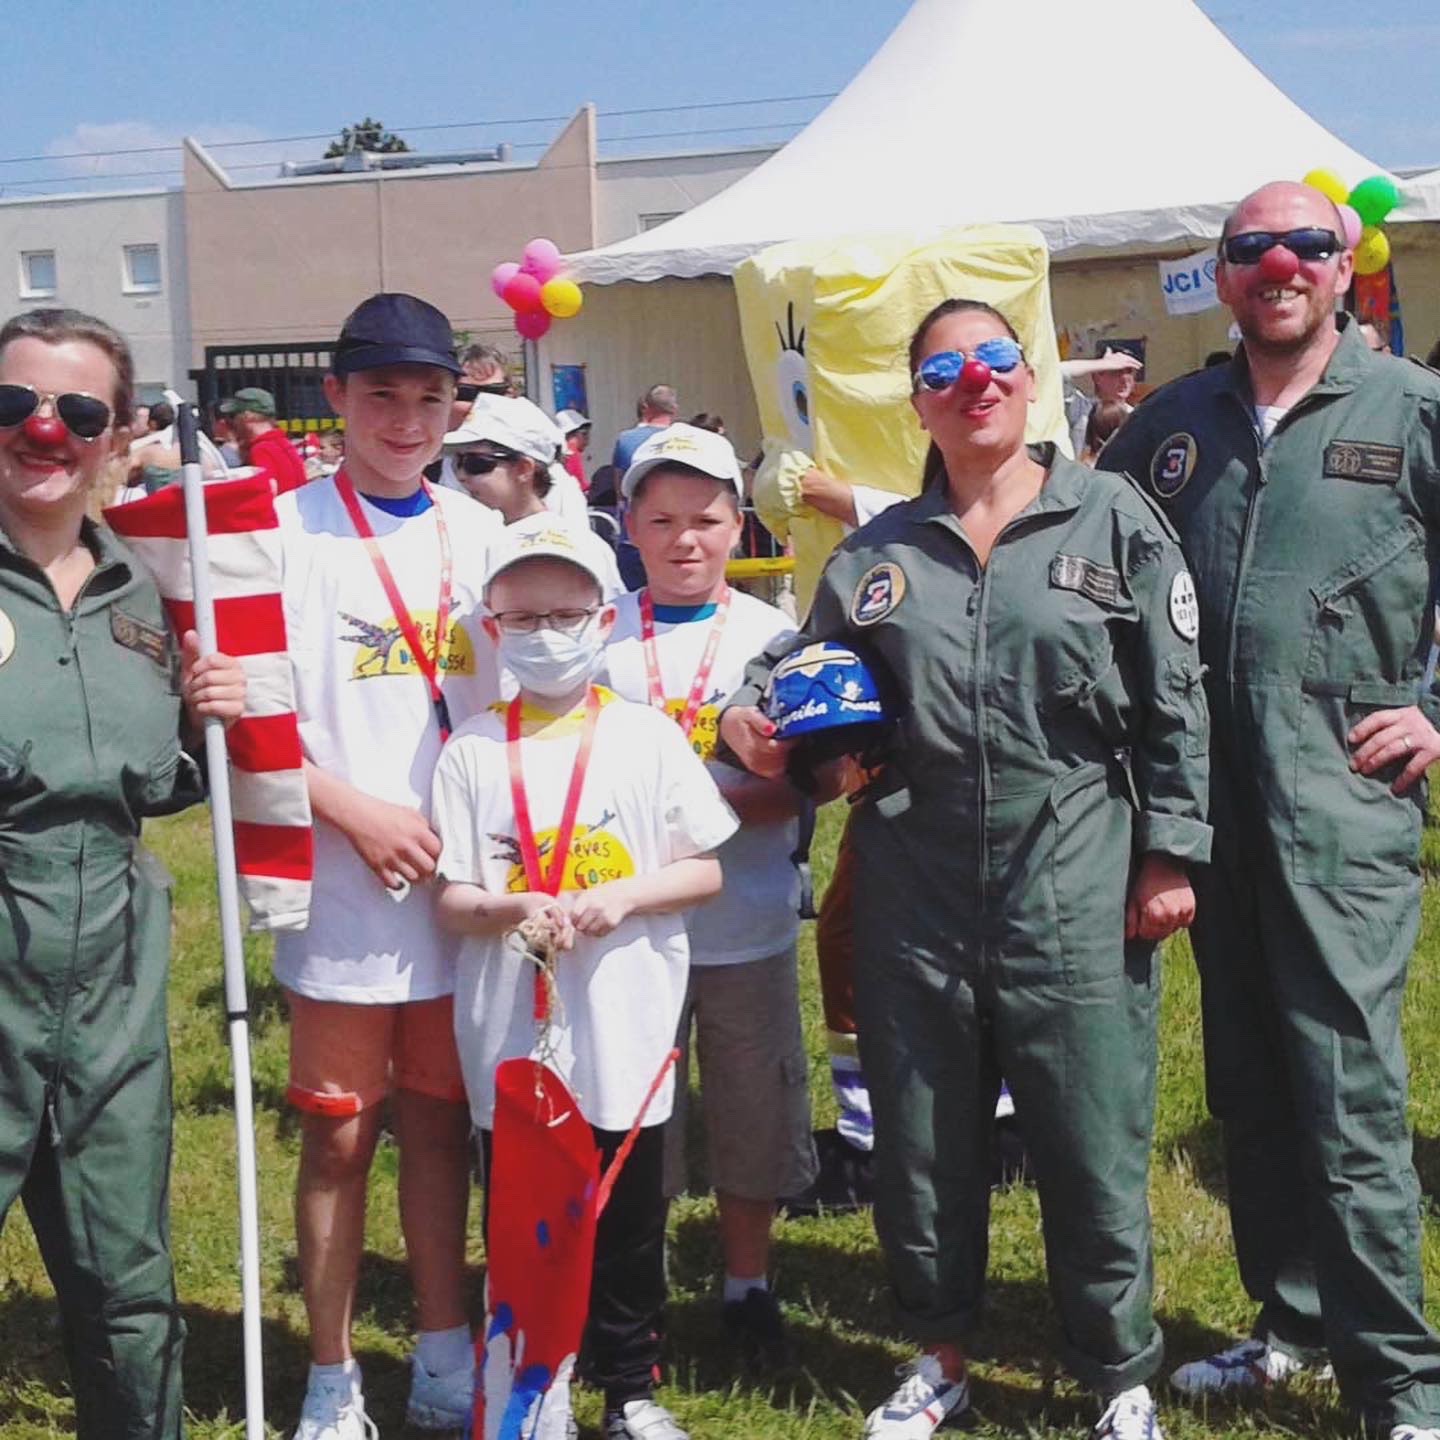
[913,337,1025,392]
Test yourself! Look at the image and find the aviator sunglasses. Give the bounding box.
[0,383,113,440]
[913,337,1025,392]
[454,449,519,477]
[1221,228,1340,266]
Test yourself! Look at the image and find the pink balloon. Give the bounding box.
[521,237,564,283]
[1338,203,1364,250]
[501,272,544,313]
[490,261,520,300]
[515,309,552,340]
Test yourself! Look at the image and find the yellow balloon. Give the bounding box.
[1303,167,1350,205]
[1353,225,1391,276]
[540,277,583,319]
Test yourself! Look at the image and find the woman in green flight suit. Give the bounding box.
[0,307,244,1437]
[721,299,1212,1440]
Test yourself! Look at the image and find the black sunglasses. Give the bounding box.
[456,381,511,402]
[454,450,518,477]
[0,383,113,440]
[1221,228,1340,266]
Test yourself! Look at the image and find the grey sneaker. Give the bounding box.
[1170,1338,1327,1396]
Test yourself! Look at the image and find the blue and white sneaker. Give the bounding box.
[863,1353,971,1437]
[406,1350,476,1429]
[1095,1385,1162,1440]
[1169,1338,1325,1395]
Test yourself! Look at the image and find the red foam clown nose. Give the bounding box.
[23,413,67,446]
[958,359,992,392]
[1258,246,1300,284]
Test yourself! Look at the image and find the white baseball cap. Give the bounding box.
[555,408,590,435]
[620,422,744,500]
[444,394,563,465]
[482,525,609,595]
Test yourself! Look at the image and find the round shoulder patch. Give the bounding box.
[0,607,14,667]
[1168,570,1199,642]
[850,561,907,626]
[1151,432,1198,499]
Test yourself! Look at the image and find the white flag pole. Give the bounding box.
[177,403,265,1439]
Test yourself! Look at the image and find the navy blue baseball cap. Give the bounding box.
[331,293,461,376]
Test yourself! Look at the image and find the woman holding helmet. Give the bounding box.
[721,298,1211,1440]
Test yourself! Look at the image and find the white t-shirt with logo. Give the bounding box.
[601,588,800,966]
[431,691,737,1129]
[273,476,503,1003]
[544,465,589,528]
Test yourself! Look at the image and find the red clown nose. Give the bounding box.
[958,359,992,392]
[1258,246,1300,284]
[23,413,67,446]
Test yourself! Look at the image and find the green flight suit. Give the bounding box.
[1099,316,1440,1429]
[730,449,1211,1396]
[0,519,203,1439]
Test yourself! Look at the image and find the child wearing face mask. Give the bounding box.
[431,529,737,1440]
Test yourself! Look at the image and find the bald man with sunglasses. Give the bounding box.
[1100,180,1440,1439]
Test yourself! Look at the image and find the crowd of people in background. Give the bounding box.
[8,176,1440,1440]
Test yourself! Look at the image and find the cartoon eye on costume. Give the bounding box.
[773,302,813,447]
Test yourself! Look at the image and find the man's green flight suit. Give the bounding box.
[0,519,203,1438]
[1100,316,1440,1429]
[729,449,1211,1397]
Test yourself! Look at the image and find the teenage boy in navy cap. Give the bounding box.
[273,293,502,1440]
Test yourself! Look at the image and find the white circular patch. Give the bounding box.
[0,608,14,667]
[1168,571,1199,642]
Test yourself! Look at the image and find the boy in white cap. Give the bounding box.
[432,528,737,1440]
[443,394,622,598]
[601,423,819,1368]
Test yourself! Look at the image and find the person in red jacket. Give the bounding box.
[221,386,308,493]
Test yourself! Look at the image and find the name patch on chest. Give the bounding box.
[1323,440,1404,484]
[1050,554,1121,606]
[111,609,169,666]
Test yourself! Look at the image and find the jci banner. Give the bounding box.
[1159,248,1220,316]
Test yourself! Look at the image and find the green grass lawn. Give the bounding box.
[6,802,1440,1438]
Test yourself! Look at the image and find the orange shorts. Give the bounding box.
[285,991,467,1116]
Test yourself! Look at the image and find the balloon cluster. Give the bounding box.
[491,238,584,341]
[1302,169,1401,276]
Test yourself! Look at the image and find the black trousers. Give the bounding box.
[481,1121,668,1409]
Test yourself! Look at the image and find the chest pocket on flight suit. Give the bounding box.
[1294,516,1427,885]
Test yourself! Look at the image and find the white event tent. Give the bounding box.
[551,0,1437,456]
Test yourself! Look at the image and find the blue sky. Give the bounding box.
[3,0,1436,195]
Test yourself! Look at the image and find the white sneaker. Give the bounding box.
[604,1398,690,1439]
[1390,1427,1440,1440]
[406,1350,476,1429]
[863,1354,972,1437]
[1169,1338,1323,1395]
[1095,1385,1162,1440]
[293,1381,377,1440]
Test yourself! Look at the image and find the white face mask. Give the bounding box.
[498,620,606,699]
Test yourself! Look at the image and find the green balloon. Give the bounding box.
[1348,175,1400,227]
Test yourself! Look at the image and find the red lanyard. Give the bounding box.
[334,467,454,739]
[507,687,601,1019]
[638,586,730,741]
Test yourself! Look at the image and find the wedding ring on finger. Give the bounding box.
[1402,734,1415,753]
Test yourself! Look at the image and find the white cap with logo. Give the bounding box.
[620,422,744,500]
[444,394,564,464]
[482,525,610,596]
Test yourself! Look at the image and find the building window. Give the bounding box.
[638,212,681,233]
[123,243,162,294]
[20,250,56,298]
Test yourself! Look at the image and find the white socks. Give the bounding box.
[416,1323,473,1377]
[723,1273,768,1304]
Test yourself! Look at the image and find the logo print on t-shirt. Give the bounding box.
[494,810,637,891]
[339,604,475,680]
[662,687,727,759]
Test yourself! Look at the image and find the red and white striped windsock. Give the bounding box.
[105,470,312,931]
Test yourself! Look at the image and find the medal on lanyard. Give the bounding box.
[507,687,601,1018]
[638,586,730,742]
[334,467,455,739]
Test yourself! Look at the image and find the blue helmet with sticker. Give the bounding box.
[763,642,894,759]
